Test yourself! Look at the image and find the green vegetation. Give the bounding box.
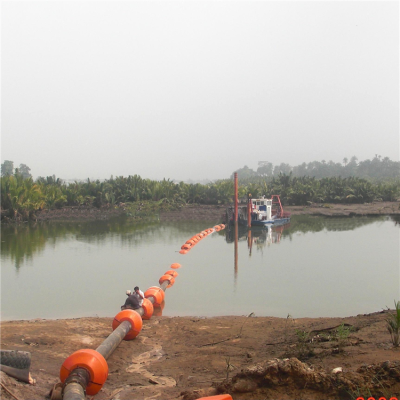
[335,323,352,352]
[295,329,314,358]
[1,156,399,222]
[386,300,400,347]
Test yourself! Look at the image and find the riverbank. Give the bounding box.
[1,203,399,399]
[1,311,400,400]
[4,201,399,224]
[159,201,400,221]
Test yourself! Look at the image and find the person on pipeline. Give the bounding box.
[132,286,145,306]
[121,290,140,310]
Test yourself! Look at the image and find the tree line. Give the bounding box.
[236,155,400,180]
[1,157,399,222]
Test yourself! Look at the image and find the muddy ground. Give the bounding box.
[28,201,400,223]
[1,202,399,400]
[1,312,400,400]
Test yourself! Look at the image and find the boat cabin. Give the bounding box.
[251,197,273,220]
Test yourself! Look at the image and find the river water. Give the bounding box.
[1,215,399,321]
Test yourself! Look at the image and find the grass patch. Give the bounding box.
[386,300,400,347]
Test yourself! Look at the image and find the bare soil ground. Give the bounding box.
[1,312,400,400]
[159,202,400,222]
[30,201,400,223]
[1,202,399,400]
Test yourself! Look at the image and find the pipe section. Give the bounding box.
[96,320,132,359]
[61,277,173,400]
[63,368,89,400]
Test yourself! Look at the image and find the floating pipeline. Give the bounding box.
[179,224,226,254]
[57,226,230,400]
[58,266,177,400]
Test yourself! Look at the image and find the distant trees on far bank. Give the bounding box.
[1,160,32,180]
[233,155,400,181]
[1,156,399,222]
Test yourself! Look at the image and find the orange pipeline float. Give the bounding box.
[159,274,175,288]
[60,349,108,396]
[179,225,226,255]
[141,298,154,320]
[60,270,178,400]
[112,309,143,340]
[144,286,165,306]
[164,270,179,278]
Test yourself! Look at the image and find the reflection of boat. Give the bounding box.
[250,224,287,246]
[248,195,290,227]
[225,222,289,246]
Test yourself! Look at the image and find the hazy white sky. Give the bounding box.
[1,1,399,182]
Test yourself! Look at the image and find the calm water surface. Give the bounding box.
[1,215,399,320]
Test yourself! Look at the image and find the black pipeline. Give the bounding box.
[60,278,173,400]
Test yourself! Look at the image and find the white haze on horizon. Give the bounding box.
[1,1,399,182]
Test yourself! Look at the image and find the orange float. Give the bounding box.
[195,395,232,400]
[181,244,191,250]
[179,249,187,254]
[214,225,221,231]
[219,224,225,229]
[112,309,143,340]
[60,349,108,395]
[164,270,178,278]
[159,274,175,288]
[141,298,154,320]
[186,239,196,246]
[170,263,181,269]
[144,286,165,306]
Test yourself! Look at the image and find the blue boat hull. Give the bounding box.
[251,217,290,227]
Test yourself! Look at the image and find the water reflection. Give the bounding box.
[234,222,238,282]
[226,215,394,282]
[1,215,394,271]
[283,214,389,235]
[230,222,288,281]
[1,218,201,270]
[1,214,398,320]
[226,215,390,246]
[228,223,290,281]
[226,223,288,249]
[153,301,165,317]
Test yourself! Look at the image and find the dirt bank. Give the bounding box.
[27,201,400,223]
[1,311,400,400]
[160,202,400,222]
[284,201,400,217]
